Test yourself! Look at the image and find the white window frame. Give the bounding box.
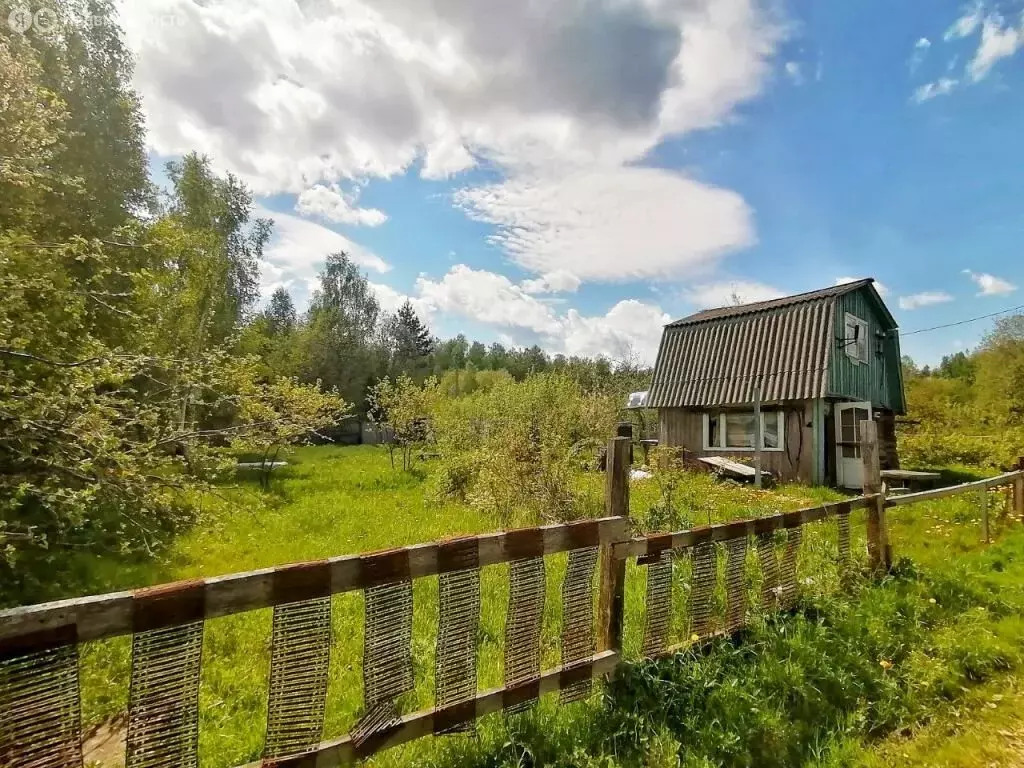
[844,312,870,365]
[702,410,785,452]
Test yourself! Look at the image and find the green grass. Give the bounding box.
[23,445,1024,767]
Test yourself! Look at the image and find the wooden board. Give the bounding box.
[697,455,773,481]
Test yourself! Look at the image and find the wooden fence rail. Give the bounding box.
[2,429,1024,768]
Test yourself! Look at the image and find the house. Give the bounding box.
[647,279,905,488]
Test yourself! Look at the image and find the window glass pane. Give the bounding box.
[707,414,719,448]
[725,412,755,448]
[762,412,780,449]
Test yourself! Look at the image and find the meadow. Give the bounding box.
[25,445,1024,767]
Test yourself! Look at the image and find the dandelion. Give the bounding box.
[929,598,937,604]
[690,633,700,643]
[879,659,893,670]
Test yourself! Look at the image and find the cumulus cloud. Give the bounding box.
[455,166,756,281]
[683,280,785,309]
[784,61,803,84]
[963,269,1018,296]
[410,265,668,363]
[370,282,435,321]
[835,276,889,297]
[898,291,954,310]
[912,78,959,102]
[119,0,783,284]
[295,184,388,226]
[255,206,389,307]
[520,270,582,295]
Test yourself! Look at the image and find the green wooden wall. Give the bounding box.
[828,287,906,413]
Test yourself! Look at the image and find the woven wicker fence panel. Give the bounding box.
[263,597,332,758]
[780,527,803,610]
[504,557,545,714]
[435,539,481,734]
[688,543,717,638]
[837,508,851,565]
[352,580,414,749]
[560,546,599,704]
[126,622,204,768]
[757,533,781,609]
[0,627,83,768]
[642,551,674,658]
[724,537,748,632]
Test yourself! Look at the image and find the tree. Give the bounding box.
[265,288,297,335]
[368,375,433,471]
[302,252,381,409]
[382,300,433,380]
[6,0,153,238]
[164,153,271,346]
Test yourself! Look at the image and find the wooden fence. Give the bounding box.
[2,427,1024,767]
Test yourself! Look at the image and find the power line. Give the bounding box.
[901,302,1024,336]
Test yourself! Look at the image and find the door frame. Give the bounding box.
[835,401,873,489]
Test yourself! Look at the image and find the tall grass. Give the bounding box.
[23,445,1023,766]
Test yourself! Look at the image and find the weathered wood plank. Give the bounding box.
[612,497,877,559]
[239,651,620,767]
[885,471,1024,508]
[597,437,629,654]
[0,518,628,648]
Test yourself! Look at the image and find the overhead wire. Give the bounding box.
[901,302,1024,336]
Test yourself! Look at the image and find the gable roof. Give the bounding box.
[648,279,892,408]
[668,279,879,327]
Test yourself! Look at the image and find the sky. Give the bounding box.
[117,0,1024,366]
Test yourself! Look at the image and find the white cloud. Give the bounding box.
[909,37,931,72]
[520,270,582,295]
[966,14,1024,82]
[784,61,803,84]
[455,166,756,281]
[898,291,954,310]
[370,282,435,321]
[963,269,1018,296]
[912,78,959,102]
[834,276,889,297]
[255,205,389,307]
[560,300,670,364]
[945,2,985,40]
[683,280,785,308]
[119,0,782,283]
[416,265,560,335]
[410,265,668,363]
[295,184,388,226]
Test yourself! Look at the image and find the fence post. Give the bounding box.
[598,436,630,654]
[861,420,891,572]
[981,487,990,544]
[1015,457,1024,523]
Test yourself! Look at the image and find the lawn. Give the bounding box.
[17,444,1024,767]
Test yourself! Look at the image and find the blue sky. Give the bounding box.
[124,0,1023,365]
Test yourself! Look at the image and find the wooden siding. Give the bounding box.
[659,403,815,484]
[830,287,905,413]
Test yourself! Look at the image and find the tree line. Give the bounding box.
[900,314,1024,469]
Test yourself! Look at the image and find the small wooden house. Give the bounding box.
[647,279,905,488]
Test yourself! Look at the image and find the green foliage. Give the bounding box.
[367,374,433,471]
[900,319,1024,470]
[428,372,621,525]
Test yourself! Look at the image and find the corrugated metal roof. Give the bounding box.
[649,284,856,408]
[667,279,873,327]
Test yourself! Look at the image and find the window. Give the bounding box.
[703,410,785,451]
[844,313,869,365]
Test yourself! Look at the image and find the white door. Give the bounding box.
[835,402,873,489]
